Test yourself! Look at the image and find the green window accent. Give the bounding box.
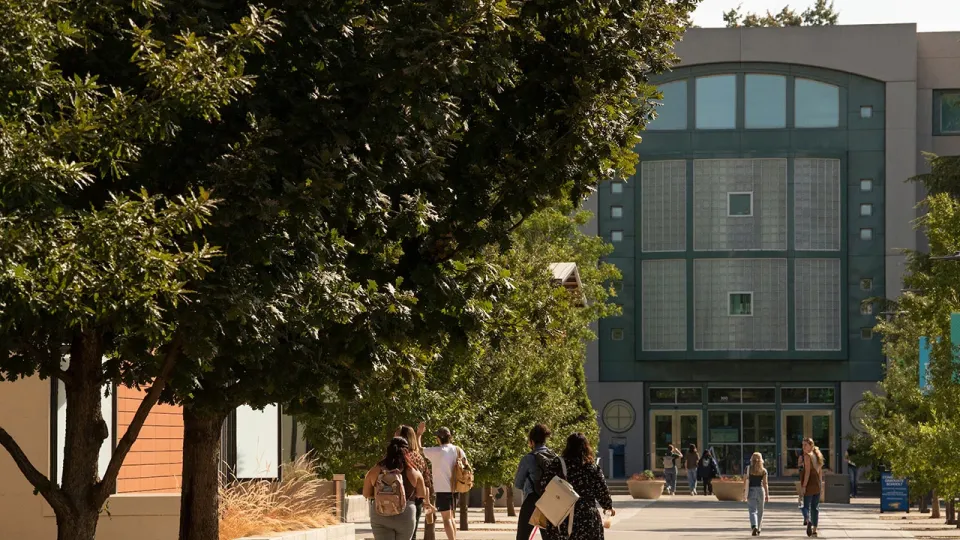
[648,80,688,131]
[795,78,839,128]
[611,181,624,194]
[745,74,787,129]
[859,203,873,217]
[611,328,625,341]
[696,75,736,130]
[859,228,873,241]
[934,90,960,135]
[611,205,623,219]
[860,178,873,192]
[727,192,753,217]
[729,292,753,316]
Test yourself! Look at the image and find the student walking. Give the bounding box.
[698,450,720,496]
[420,424,464,540]
[845,449,859,497]
[743,452,769,536]
[397,425,433,540]
[801,438,825,537]
[797,448,808,524]
[684,444,701,495]
[364,437,429,540]
[663,444,683,495]
[539,433,615,540]
[513,424,558,540]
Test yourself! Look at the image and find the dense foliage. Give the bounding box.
[724,0,838,27]
[302,206,619,494]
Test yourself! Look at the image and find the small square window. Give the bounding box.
[860,228,873,241]
[611,206,623,219]
[860,179,873,192]
[611,182,624,194]
[728,192,753,217]
[611,230,623,243]
[860,327,874,340]
[860,203,873,217]
[860,302,874,315]
[860,106,873,118]
[611,328,625,341]
[729,292,753,316]
[860,278,873,291]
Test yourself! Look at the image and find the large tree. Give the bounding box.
[0,3,277,540]
[724,0,838,27]
[301,205,618,501]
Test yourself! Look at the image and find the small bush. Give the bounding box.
[629,470,656,481]
[219,454,338,540]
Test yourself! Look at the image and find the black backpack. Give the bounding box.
[529,448,558,496]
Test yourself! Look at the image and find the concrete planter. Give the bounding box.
[236,523,355,540]
[712,481,744,502]
[626,480,666,500]
[343,495,369,523]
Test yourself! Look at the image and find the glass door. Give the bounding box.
[650,411,702,471]
[781,411,834,476]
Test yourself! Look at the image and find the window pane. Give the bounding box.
[745,75,787,128]
[860,228,873,241]
[745,444,778,476]
[860,179,873,192]
[741,388,776,404]
[942,92,960,133]
[236,404,280,479]
[650,388,676,404]
[649,81,688,131]
[611,182,624,194]
[677,388,703,404]
[729,293,753,316]
[708,388,741,404]
[709,411,742,442]
[728,193,753,216]
[611,206,623,219]
[860,278,873,291]
[860,203,873,217]
[860,301,874,315]
[860,106,873,118]
[611,230,623,242]
[861,327,874,340]
[809,388,835,404]
[795,78,840,128]
[712,444,744,475]
[742,411,776,443]
[781,388,807,404]
[696,75,736,129]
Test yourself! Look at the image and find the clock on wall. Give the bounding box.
[850,399,867,433]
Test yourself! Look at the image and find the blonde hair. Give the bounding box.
[748,452,767,477]
[803,438,824,467]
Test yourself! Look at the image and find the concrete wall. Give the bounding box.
[588,381,644,475]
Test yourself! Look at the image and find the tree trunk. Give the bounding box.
[506,486,516,517]
[947,498,956,525]
[56,512,99,540]
[920,492,929,514]
[933,491,941,519]
[483,486,495,523]
[459,491,469,531]
[179,405,228,540]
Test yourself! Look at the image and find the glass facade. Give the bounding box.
[696,75,736,129]
[939,91,960,133]
[649,81,688,130]
[745,75,787,128]
[795,78,840,128]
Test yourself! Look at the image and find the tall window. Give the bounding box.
[795,78,840,128]
[648,81,688,131]
[745,75,787,129]
[936,91,960,134]
[696,75,736,130]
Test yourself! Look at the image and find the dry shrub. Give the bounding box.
[219,453,339,540]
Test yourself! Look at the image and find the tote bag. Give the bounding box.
[534,457,580,536]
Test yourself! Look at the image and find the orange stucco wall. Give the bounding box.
[115,386,184,493]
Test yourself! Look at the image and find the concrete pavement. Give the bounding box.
[356,495,920,539]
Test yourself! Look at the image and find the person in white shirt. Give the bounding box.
[418,423,460,540]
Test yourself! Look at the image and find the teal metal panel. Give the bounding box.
[848,130,885,152]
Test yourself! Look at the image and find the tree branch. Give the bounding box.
[0,425,66,512]
[95,333,182,504]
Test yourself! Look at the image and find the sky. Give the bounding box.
[691,0,960,32]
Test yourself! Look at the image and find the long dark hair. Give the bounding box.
[379,437,412,471]
[562,433,594,465]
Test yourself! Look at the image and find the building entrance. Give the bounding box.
[781,411,835,475]
[649,410,701,472]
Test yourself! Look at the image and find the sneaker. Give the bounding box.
[752,527,758,536]
[806,524,813,537]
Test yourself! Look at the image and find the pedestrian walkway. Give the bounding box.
[356,496,925,539]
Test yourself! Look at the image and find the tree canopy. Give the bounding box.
[724,0,838,27]
[302,205,619,495]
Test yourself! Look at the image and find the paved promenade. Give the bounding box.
[358,495,931,539]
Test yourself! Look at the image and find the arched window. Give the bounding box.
[795,78,840,128]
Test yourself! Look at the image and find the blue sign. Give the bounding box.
[880,472,909,513]
[920,336,932,393]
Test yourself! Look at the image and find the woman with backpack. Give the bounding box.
[513,424,556,540]
[364,437,429,540]
[539,433,615,540]
[697,450,720,496]
[397,425,434,540]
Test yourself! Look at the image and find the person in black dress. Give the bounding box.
[539,433,615,540]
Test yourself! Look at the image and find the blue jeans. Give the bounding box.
[849,466,859,496]
[664,469,678,493]
[687,469,698,493]
[748,487,766,529]
[803,493,821,527]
